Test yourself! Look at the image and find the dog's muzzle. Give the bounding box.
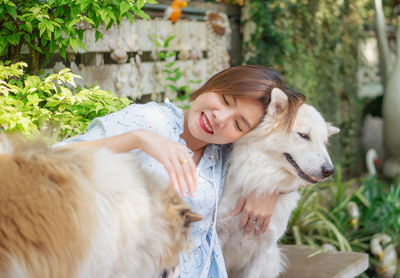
[283,153,320,184]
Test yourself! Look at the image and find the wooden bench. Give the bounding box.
[278,245,369,278]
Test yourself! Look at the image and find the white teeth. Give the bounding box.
[202,114,213,133]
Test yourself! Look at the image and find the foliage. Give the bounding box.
[0,0,156,74]
[152,35,202,107]
[283,167,359,252]
[0,62,132,140]
[283,168,400,276]
[243,0,369,174]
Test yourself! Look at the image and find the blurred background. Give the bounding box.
[1,0,400,276]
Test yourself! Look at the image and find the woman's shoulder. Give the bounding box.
[125,101,184,138]
[105,101,182,127]
[131,101,182,121]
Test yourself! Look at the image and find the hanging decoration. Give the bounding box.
[108,39,128,64]
[164,0,187,24]
[205,11,231,77]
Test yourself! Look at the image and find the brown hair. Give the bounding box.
[190,65,306,132]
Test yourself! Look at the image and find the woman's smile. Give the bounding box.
[200,112,214,134]
[185,92,264,148]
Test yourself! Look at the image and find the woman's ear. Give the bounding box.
[267,88,289,118]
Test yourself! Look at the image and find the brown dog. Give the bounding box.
[0,135,202,278]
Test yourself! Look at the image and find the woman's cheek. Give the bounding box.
[219,133,239,144]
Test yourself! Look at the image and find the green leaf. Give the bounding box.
[82,16,95,26]
[164,35,175,48]
[68,18,81,29]
[54,28,61,39]
[38,22,46,37]
[54,18,65,24]
[25,22,33,33]
[94,102,104,114]
[4,22,14,31]
[77,38,86,52]
[0,40,8,56]
[95,30,103,41]
[120,1,131,14]
[157,52,166,59]
[167,84,178,92]
[136,0,145,10]
[8,33,20,45]
[5,3,17,20]
[26,94,43,108]
[60,86,72,97]
[4,0,16,7]
[45,100,61,107]
[24,75,41,87]
[164,61,175,68]
[133,8,150,20]
[69,38,78,53]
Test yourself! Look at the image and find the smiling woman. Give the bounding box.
[55,65,305,278]
[184,92,264,146]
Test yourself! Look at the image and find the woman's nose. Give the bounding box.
[213,109,233,127]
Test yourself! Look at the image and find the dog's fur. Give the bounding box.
[217,88,339,278]
[0,136,202,278]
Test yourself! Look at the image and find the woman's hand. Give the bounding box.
[135,129,197,198]
[231,191,278,236]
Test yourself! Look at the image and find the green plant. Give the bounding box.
[283,166,360,251]
[0,0,156,74]
[283,168,400,277]
[0,62,132,140]
[357,176,400,247]
[152,35,201,107]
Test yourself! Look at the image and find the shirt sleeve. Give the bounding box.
[55,102,169,147]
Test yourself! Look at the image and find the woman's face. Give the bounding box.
[187,92,264,145]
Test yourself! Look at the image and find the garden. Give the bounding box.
[1,0,400,277]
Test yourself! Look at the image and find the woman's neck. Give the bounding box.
[181,110,207,154]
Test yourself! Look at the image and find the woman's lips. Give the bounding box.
[199,112,213,134]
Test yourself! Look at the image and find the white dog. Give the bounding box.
[217,88,340,278]
[0,136,202,278]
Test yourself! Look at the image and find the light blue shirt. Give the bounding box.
[57,101,230,278]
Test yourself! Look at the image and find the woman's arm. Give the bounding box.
[68,129,142,153]
[67,129,197,198]
[231,191,278,236]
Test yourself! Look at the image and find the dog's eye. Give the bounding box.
[297,132,310,141]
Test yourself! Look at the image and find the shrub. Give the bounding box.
[283,168,400,277]
[0,0,155,74]
[0,62,132,140]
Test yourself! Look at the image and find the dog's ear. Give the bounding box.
[267,88,288,118]
[327,124,340,137]
[180,208,203,227]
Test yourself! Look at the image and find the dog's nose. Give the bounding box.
[321,163,334,178]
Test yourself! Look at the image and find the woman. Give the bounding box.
[57,65,305,278]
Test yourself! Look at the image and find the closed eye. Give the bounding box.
[222,95,229,105]
[297,132,310,141]
[235,121,243,132]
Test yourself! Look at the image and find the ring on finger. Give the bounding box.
[180,159,188,165]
